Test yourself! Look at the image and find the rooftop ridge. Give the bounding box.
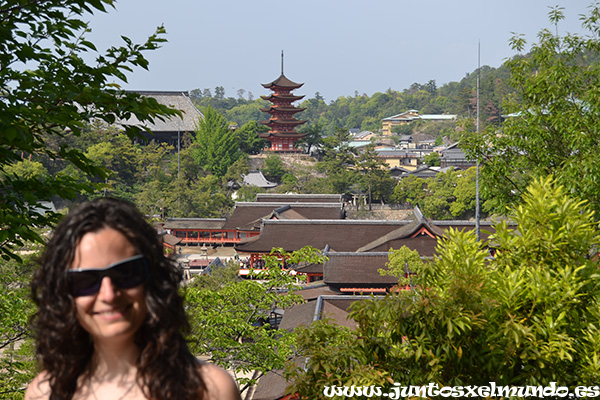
[234,202,343,208]
[166,217,226,221]
[262,219,412,225]
[126,90,191,96]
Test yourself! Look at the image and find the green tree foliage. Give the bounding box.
[287,177,600,397]
[162,175,231,218]
[391,167,483,219]
[464,4,600,215]
[193,106,241,177]
[378,246,424,282]
[317,129,358,194]
[186,246,327,392]
[262,154,286,183]
[423,152,441,166]
[297,122,325,153]
[0,0,176,260]
[356,144,395,205]
[0,253,39,399]
[235,121,267,155]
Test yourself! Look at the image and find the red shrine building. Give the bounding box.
[260,61,307,152]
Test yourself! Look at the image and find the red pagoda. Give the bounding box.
[260,53,307,152]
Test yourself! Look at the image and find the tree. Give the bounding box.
[391,168,484,220]
[0,253,39,399]
[391,175,426,206]
[463,4,600,216]
[192,106,241,177]
[0,0,176,261]
[297,122,324,154]
[235,120,267,155]
[356,143,395,207]
[317,128,358,194]
[423,152,440,166]
[287,177,600,397]
[262,154,286,183]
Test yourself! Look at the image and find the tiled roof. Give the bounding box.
[323,252,397,287]
[235,208,503,256]
[163,218,226,230]
[293,284,340,301]
[261,73,304,89]
[120,91,202,132]
[241,171,277,188]
[222,202,344,230]
[235,219,412,253]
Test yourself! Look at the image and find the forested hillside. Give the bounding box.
[190,63,513,137]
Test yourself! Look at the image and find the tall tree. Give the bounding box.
[297,122,325,154]
[235,120,267,155]
[356,143,395,207]
[464,4,600,215]
[317,128,358,194]
[262,154,286,183]
[0,0,176,261]
[193,106,241,177]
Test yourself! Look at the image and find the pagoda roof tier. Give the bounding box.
[260,106,306,114]
[260,94,305,102]
[258,132,308,139]
[260,94,304,103]
[260,119,307,127]
[262,74,304,89]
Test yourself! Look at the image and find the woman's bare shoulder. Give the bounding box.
[25,372,51,400]
[199,363,241,400]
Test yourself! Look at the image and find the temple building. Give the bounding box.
[259,54,307,152]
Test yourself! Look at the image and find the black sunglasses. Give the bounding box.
[67,255,149,297]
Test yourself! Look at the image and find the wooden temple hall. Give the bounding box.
[160,193,504,289]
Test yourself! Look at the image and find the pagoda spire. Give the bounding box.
[281,50,284,75]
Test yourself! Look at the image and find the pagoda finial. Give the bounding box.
[281,50,284,75]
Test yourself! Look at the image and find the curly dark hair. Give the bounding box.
[30,197,206,400]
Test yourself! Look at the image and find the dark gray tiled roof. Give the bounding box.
[163,218,226,230]
[222,203,344,230]
[121,91,202,132]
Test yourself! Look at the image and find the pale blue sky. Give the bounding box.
[87,0,592,101]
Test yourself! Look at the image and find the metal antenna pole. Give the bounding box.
[475,41,481,241]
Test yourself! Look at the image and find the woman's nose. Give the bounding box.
[97,276,117,301]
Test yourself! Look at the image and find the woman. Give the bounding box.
[26,198,241,400]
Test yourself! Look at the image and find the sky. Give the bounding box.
[87,0,592,102]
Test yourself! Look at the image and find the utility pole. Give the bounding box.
[475,41,481,242]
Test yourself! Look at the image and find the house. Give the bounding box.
[397,134,414,148]
[393,165,454,180]
[439,142,476,169]
[375,149,419,170]
[353,130,377,140]
[381,110,457,136]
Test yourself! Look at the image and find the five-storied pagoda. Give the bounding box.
[259,52,307,152]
